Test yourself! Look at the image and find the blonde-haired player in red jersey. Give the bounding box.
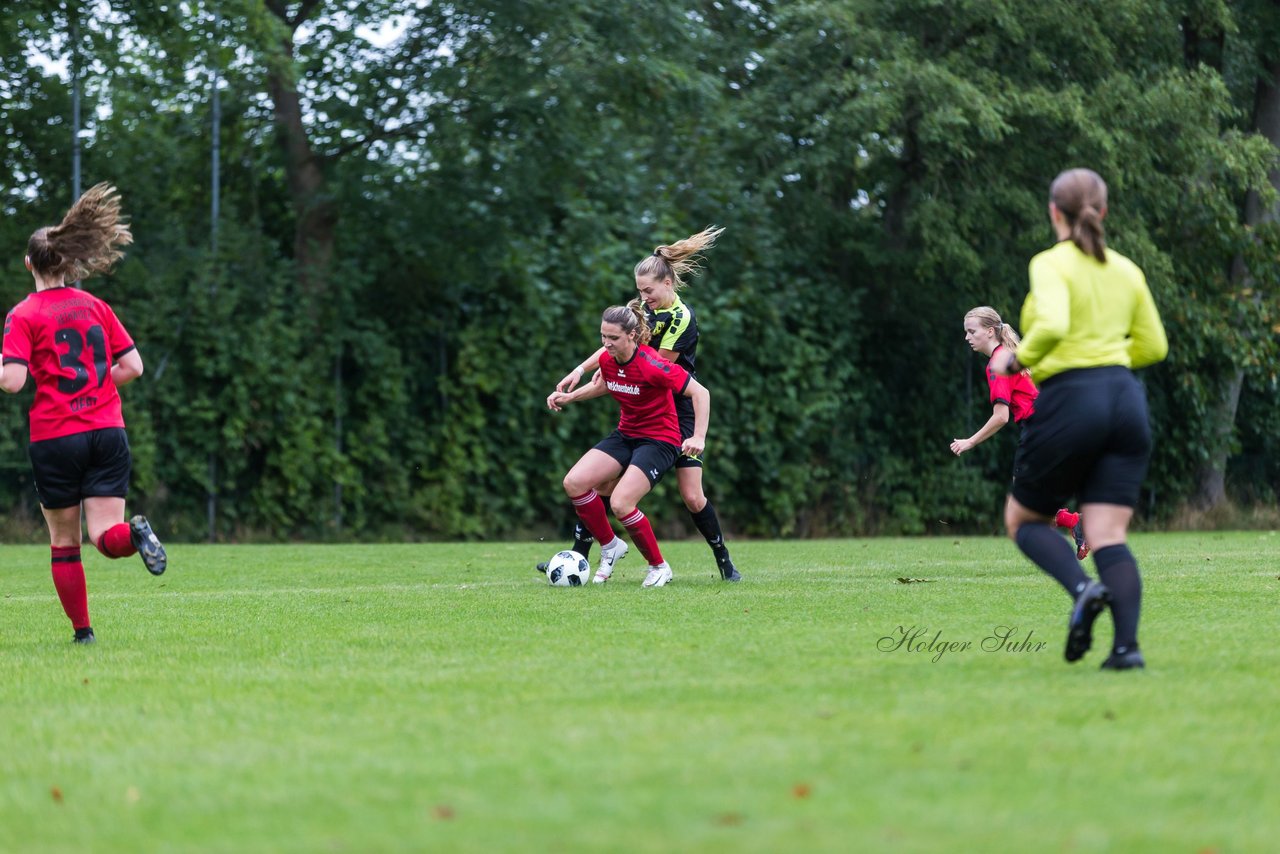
[951,306,1088,559]
[2,183,167,644]
[548,226,740,582]
[547,300,710,588]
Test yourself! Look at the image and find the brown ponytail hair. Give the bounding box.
[1049,168,1107,263]
[633,225,724,290]
[26,183,133,282]
[601,299,653,346]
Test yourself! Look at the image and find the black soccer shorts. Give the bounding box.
[1011,366,1152,515]
[29,427,132,509]
[593,430,681,486]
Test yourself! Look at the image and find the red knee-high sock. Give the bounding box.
[96,523,137,558]
[51,546,90,630]
[1055,509,1080,529]
[571,490,618,547]
[618,508,663,565]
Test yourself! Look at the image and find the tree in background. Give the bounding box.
[0,0,1276,540]
[744,0,1280,529]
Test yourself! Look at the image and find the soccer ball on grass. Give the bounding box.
[546,550,590,587]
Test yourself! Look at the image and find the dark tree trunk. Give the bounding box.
[1191,371,1244,509]
[264,1,336,302]
[1193,55,1280,509]
[263,1,343,529]
[268,69,337,299]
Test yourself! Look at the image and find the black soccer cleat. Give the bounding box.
[1064,580,1110,663]
[535,561,549,574]
[73,627,96,644]
[716,552,741,582]
[130,515,167,576]
[1100,647,1146,671]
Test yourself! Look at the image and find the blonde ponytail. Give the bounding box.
[633,225,724,290]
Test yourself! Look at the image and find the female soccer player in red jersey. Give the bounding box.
[951,306,1089,560]
[547,300,710,588]
[992,168,1168,670]
[547,226,740,582]
[1,183,167,644]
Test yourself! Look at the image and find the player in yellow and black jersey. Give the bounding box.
[544,227,740,582]
[643,289,699,452]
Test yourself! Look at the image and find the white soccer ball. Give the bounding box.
[546,550,590,587]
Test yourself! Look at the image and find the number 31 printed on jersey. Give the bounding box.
[55,325,110,394]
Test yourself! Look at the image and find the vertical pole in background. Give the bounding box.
[334,349,343,532]
[70,7,81,201]
[211,13,221,258]
[71,5,85,538]
[207,6,222,544]
[964,347,972,431]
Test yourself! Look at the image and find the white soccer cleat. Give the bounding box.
[593,539,629,584]
[642,561,673,588]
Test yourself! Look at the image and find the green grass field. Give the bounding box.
[2,533,1277,853]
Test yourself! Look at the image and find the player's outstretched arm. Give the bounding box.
[547,372,610,411]
[950,403,1010,456]
[555,347,606,393]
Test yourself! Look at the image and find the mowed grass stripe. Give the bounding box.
[1,533,1277,852]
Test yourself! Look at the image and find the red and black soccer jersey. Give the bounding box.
[3,288,136,442]
[986,344,1038,423]
[600,344,690,446]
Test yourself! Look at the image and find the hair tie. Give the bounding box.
[653,248,662,257]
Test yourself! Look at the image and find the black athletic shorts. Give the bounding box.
[29,427,132,510]
[1011,366,1152,515]
[673,395,703,469]
[593,430,680,486]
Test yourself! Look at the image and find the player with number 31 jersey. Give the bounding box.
[1,182,167,647]
[4,289,135,441]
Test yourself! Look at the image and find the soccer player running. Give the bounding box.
[951,306,1090,560]
[545,226,740,582]
[1,183,168,644]
[991,168,1167,670]
[546,300,710,588]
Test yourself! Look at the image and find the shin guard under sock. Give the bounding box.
[617,508,662,565]
[96,523,137,558]
[570,490,617,549]
[689,502,728,556]
[1015,522,1090,598]
[51,546,90,630]
[1093,544,1142,651]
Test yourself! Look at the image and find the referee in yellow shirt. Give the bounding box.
[992,168,1168,671]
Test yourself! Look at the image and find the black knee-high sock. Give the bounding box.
[1092,544,1142,652]
[571,521,593,557]
[1014,523,1090,598]
[573,495,610,558]
[689,502,728,556]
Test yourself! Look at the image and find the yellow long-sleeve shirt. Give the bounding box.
[1018,240,1168,383]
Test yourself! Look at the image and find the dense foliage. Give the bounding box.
[0,0,1277,541]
